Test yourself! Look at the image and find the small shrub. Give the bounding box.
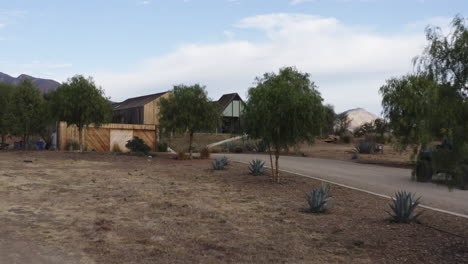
[243,141,256,152]
[200,147,210,159]
[212,158,226,170]
[177,150,188,160]
[126,136,151,154]
[352,152,359,160]
[256,140,267,152]
[342,134,353,144]
[388,191,422,223]
[112,143,122,153]
[224,142,237,153]
[249,159,265,176]
[157,142,168,152]
[220,156,230,167]
[355,140,376,154]
[67,140,80,151]
[234,146,244,153]
[306,183,331,213]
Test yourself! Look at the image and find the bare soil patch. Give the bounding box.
[0,151,466,263]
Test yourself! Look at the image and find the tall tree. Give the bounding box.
[242,67,325,182]
[158,84,221,159]
[334,112,351,136]
[51,75,112,151]
[7,79,46,149]
[0,83,14,148]
[381,16,468,187]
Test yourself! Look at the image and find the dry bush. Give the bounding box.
[177,150,188,160]
[112,143,122,153]
[200,147,210,159]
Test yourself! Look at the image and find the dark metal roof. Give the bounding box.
[217,93,243,109]
[114,91,168,110]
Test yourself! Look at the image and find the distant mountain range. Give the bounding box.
[0,72,61,94]
[342,108,379,131]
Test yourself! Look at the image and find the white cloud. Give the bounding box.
[95,13,437,114]
[139,1,151,5]
[0,24,4,29]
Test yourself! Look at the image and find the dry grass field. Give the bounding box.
[298,141,413,168]
[0,151,466,263]
[161,133,234,152]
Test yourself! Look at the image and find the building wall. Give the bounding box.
[113,107,144,124]
[143,92,171,125]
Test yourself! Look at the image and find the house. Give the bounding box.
[112,92,170,125]
[217,93,245,133]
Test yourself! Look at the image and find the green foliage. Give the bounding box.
[125,136,151,155]
[7,79,48,149]
[255,140,267,153]
[306,183,331,213]
[242,67,326,182]
[0,83,14,144]
[388,191,422,223]
[322,104,336,137]
[158,84,221,159]
[334,113,351,136]
[51,75,112,151]
[355,140,376,154]
[220,156,230,167]
[248,159,265,176]
[381,16,468,187]
[199,147,210,159]
[157,142,168,152]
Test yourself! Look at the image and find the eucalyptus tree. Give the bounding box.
[158,84,221,159]
[242,66,325,182]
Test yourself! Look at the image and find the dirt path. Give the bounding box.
[215,153,468,216]
[0,232,82,264]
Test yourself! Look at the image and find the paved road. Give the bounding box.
[214,153,468,217]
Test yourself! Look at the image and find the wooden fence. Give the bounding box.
[58,122,158,152]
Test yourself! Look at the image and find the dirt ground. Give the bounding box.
[0,151,466,264]
[295,141,413,168]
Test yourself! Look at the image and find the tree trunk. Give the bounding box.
[0,134,5,150]
[188,131,194,159]
[268,144,274,181]
[275,149,280,183]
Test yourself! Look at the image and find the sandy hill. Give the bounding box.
[342,108,379,131]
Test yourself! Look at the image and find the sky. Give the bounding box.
[0,0,466,115]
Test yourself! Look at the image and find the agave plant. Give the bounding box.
[355,140,376,154]
[388,191,422,223]
[249,159,265,176]
[212,158,226,170]
[306,183,331,213]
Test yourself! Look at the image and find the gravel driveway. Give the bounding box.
[214,153,468,217]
